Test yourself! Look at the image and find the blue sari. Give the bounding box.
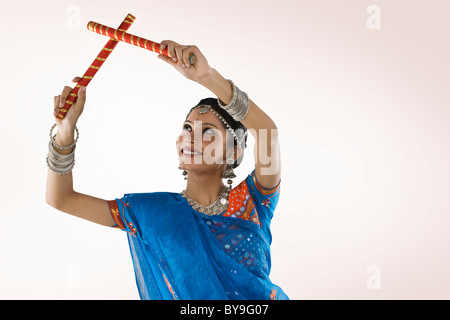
[108,170,289,300]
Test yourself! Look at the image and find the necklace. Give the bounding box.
[180,186,231,216]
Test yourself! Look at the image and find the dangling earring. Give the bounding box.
[222,157,236,189]
[178,166,188,180]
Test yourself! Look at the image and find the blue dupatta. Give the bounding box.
[108,170,289,300]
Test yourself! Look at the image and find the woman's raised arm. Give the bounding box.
[199,71,281,189]
[157,41,281,189]
[46,77,115,227]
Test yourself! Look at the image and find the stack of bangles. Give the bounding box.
[218,80,250,122]
[46,124,79,175]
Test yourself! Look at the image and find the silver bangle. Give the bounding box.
[217,80,250,122]
[47,148,75,175]
[46,156,75,175]
[218,80,238,111]
[48,140,75,159]
[50,123,79,150]
[47,124,77,175]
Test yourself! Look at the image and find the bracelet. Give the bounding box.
[50,123,79,150]
[47,124,78,175]
[47,141,76,175]
[218,79,238,111]
[218,80,250,122]
[46,156,75,175]
[48,141,75,166]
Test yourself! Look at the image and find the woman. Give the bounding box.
[46,40,288,300]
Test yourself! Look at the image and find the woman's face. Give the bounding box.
[176,108,232,173]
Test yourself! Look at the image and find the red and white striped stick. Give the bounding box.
[56,14,136,119]
[87,21,196,64]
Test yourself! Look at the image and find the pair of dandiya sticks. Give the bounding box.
[56,13,196,120]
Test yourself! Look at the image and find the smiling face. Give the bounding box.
[176,107,237,174]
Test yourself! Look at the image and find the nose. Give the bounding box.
[176,129,195,148]
[180,129,192,142]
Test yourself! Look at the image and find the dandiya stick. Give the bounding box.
[87,21,196,65]
[57,13,136,119]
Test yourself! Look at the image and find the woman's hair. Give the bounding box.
[186,98,248,169]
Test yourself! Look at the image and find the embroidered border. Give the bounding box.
[108,199,137,237]
[252,171,281,195]
[117,198,138,237]
[107,200,125,230]
[222,180,262,227]
[163,274,178,300]
[270,289,277,300]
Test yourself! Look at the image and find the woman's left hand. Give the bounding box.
[157,40,212,82]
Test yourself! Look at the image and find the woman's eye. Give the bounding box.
[183,124,214,135]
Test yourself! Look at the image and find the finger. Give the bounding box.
[55,95,61,108]
[157,54,176,67]
[182,45,197,67]
[54,95,61,116]
[174,45,185,66]
[161,40,178,62]
[160,40,167,52]
[75,86,86,108]
[189,54,196,65]
[65,86,86,120]
[72,76,82,83]
[60,86,73,108]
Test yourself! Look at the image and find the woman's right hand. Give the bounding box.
[53,76,86,147]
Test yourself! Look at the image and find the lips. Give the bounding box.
[181,146,202,156]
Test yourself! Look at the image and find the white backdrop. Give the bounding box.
[0,0,449,299]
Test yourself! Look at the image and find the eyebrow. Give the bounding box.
[184,120,218,128]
